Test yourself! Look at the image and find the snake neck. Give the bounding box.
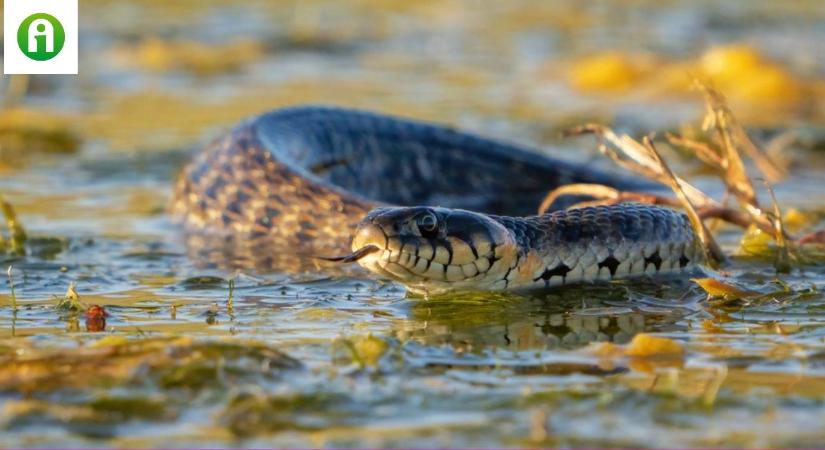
[486,203,704,291]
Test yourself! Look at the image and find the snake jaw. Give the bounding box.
[348,222,389,271]
[351,206,520,294]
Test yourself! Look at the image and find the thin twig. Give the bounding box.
[762,180,791,273]
[642,136,725,265]
[7,266,16,311]
[538,183,681,215]
[665,133,724,168]
[565,124,717,209]
[227,278,235,313]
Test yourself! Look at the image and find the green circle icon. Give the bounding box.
[17,13,66,61]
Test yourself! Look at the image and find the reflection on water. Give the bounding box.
[397,284,692,351]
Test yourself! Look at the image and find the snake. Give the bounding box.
[171,106,702,294]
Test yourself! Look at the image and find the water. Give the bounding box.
[2,0,825,447]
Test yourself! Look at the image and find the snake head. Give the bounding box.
[351,206,518,295]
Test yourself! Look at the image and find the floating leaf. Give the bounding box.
[91,335,130,348]
[588,334,685,364]
[589,341,625,359]
[738,224,774,258]
[692,278,759,300]
[783,208,820,233]
[699,44,803,110]
[625,333,685,357]
[701,319,724,333]
[569,52,643,93]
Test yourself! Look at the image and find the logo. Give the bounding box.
[4,0,78,74]
[17,13,66,61]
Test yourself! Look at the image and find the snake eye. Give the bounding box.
[416,212,439,237]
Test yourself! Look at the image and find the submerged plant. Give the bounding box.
[56,282,86,312]
[0,195,26,256]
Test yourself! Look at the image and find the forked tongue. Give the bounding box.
[316,245,380,263]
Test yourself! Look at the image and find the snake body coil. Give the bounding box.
[171,106,702,292]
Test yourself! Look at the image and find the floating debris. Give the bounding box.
[85,305,108,332]
[56,282,86,312]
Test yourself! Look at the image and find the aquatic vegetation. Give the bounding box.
[0,196,26,256]
[0,108,81,162]
[56,282,86,312]
[334,334,390,368]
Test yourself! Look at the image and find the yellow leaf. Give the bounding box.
[90,335,129,348]
[701,319,724,333]
[784,208,818,233]
[569,52,641,93]
[588,341,624,359]
[700,45,763,83]
[625,333,684,357]
[65,282,80,301]
[628,357,684,373]
[699,44,802,106]
[692,278,758,300]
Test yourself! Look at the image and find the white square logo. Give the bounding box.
[3,0,78,74]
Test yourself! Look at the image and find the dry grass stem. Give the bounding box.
[697,81,786,183]
[641,136,725,264]
[548,81,808,270]
[7,266,17,311]
[763,180,791,273]
[664,133,724,169]
[537,184,681,215]
[564,124,717,209]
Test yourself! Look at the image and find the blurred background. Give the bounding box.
[2,1,825,447]
[4,0,825,234]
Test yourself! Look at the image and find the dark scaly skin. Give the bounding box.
[171,115,376,271]
[171,106,662,273]
[350,204,701,295]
